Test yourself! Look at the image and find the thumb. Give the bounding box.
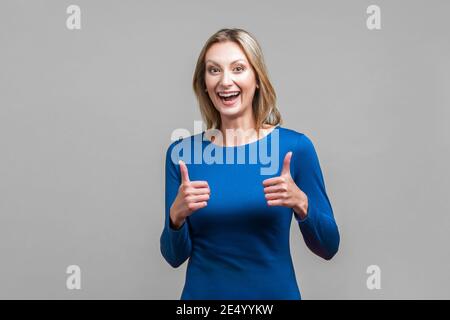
[281,151,292,176]
[178,160,190,183]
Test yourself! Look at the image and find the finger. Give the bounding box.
[281,151,292,176]
[179,160,190,183]
[190,180,209,188]
[189,187,211,195]
[188,194,210,202]
[262,176,284,187]
[188,201,208,212]
[264,192,284,201]
[263,185,286,194]
[267,199,284,206]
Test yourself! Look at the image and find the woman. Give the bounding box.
[160,28,340,300]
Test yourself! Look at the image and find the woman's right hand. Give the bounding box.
[169,160,211,229]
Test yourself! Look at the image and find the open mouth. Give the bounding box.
[217,91,241,105]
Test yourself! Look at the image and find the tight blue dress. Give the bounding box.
[160,125,340,299]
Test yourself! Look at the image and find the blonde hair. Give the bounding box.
[192,28,283,136]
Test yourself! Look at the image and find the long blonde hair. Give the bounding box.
[192,28,283,136]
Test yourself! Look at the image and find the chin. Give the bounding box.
[220,107,248,120]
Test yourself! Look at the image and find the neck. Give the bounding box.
[211,116,275,147]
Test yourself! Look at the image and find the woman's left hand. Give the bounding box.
[262,151,309,220]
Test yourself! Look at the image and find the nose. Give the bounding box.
[219,70,234,87]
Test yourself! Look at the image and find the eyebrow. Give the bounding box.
[205,59,246,66]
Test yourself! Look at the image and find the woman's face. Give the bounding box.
[204,41,258,120]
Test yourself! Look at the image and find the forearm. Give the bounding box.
[160,217,192,268]
[298,204,340,260]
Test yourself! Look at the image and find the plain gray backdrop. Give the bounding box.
[1,0,449,299]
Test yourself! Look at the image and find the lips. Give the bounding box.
[216,91,241,106]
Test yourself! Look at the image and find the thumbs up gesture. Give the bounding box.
[262,151,309,219]
[169,160,211,229]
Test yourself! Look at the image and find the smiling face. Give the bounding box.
[204,41,258,121]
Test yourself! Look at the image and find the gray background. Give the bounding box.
[1,0,449,299]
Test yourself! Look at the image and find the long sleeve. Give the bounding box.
[292,134,340,260]
[160,141,192,268]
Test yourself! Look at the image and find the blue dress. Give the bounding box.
[160,125,340,299]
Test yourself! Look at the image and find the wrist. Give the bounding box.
[169,209,185,230]
[293,198,308,220]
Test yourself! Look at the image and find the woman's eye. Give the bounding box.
[208,65,245,73]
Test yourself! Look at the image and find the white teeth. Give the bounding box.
[218,92,240,98]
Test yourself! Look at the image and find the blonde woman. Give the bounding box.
[160,28,340,300]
